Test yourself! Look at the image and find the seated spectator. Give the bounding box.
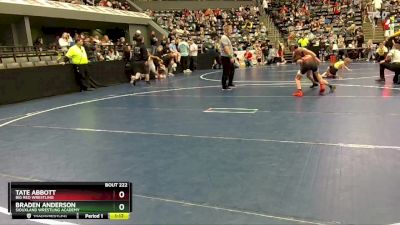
[92,35,101,45]
[34,37,44,51]
[347,24,357,36]
[98,0,112,7]
[105,48,119,61]
[59,32,72,52]
[101,35,113,45]
[94,46,105,61]
[376,42,388,62]
[244,48,253,67]
[116,37,128,46]
[169,39,181,67]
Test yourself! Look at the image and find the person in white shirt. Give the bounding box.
[377,43,400,83]
[373,0,382,11]
[58,32,71,52]
[189,39,198,71]
[263,0,269,14]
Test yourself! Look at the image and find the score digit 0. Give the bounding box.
[119,191,125,199]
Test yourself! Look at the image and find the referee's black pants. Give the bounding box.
[73,64,92,91]
[380,62,400,83]
[221,56,235,88]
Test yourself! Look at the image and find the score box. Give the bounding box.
[8,182,132,220]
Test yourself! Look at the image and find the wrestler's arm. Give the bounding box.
[301,48,317,57]
[301,48,321,63]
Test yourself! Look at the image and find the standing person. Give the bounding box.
[150,31,158,55]
[178,37,191,73]
[277,42,286,65]
[356,31,365,59]
[365,39,375,62]
[384,17,391,38]
[220,24,235,90]
[189,39,198,71]
[262,0,269,14]
[130,36,150,86]
[376,43,400,84]
[65,38,95,91]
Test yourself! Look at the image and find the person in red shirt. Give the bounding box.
[244,49,253,67]
[384,17,391,38]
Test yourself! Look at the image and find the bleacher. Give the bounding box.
[268,1,363,44]
[151,7,266,49]
[0,44,129,69]
[0,46,59,69]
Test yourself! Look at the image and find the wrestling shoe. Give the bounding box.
[292,90,303,97]
[319,83,325,95]
[310,83,319,88]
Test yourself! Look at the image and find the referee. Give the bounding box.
[377,43,400,84]
[65,38,95,91]
[220,24,235,90]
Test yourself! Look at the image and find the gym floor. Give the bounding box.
[0,62,400,225]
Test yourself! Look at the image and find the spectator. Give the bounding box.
[244,48,253,67]
[384,17,391,38]
[59,32,71,52]
[94,46,105,62]
[101,35,113,45]
[277,42,286,65]
[376,42,388,63]
[117,37,128,46]
[356,31,364,59]
[178,37,191,73]
[34,37,44,51]
[150,31,158,54]
[123,45,132,64]
[365,39,375,62]
[189,39,198,71]
[83,37,96,62]
[267,45,278,65]
[105,48,119,61]
[263,0,270,14]
[169,39,181,67]
[93,35,101,45]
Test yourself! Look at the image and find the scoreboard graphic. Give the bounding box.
[8,182,132,220]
